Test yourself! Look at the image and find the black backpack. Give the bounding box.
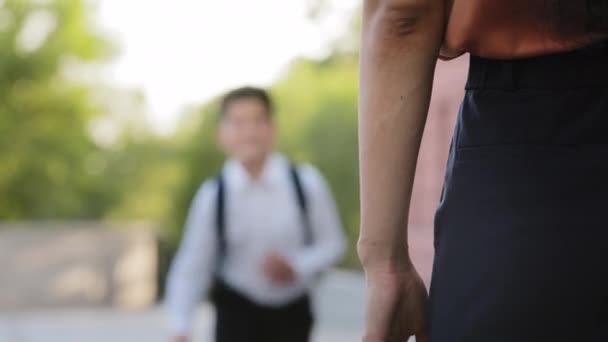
[214,163,314,261]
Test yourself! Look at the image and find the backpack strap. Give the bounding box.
[289,164,314,246]
[214,164,314,261]
[215,173,227,258]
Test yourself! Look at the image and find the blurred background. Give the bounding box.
[0,0,467,341]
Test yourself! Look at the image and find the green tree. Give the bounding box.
[0,0,118,219]
[274,56,360,267]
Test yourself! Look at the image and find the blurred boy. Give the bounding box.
[165,87,346,342]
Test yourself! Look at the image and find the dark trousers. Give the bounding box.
[212,282,313,342]
[430,40,608,341]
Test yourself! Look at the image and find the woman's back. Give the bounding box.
[441,0,608,59]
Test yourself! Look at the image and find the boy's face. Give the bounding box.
[218,97,275,164]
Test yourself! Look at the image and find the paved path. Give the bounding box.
[1,270,410,342]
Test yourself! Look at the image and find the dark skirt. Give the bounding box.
[429,41,608,342]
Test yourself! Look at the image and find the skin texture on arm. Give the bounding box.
[357,0,445,341]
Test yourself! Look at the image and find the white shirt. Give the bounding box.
[164,153,346,335]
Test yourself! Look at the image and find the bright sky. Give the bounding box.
[96,0,358,134]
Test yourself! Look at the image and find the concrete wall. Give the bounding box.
[0,223,157,310]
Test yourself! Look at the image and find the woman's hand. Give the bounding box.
[363,265,429,342]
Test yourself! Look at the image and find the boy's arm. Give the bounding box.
[165,181,218,338]
[288,166,347,281]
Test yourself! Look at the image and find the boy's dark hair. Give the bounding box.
[220,87,273,119]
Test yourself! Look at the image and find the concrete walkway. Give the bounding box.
[0,270,401,342]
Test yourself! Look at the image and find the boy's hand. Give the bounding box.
[263,253,296,284]
[173,336,188,342]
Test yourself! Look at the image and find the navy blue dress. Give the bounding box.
[429,41,608,341]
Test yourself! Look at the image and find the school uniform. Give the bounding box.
[165,153,346,342]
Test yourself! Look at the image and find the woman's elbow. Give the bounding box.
[366,0,434,19]
[364,0,440,37]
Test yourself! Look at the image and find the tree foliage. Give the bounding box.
[0,0,121,219]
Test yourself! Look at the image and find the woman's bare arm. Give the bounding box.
[358,0,445,272]
[358,2,446,340]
